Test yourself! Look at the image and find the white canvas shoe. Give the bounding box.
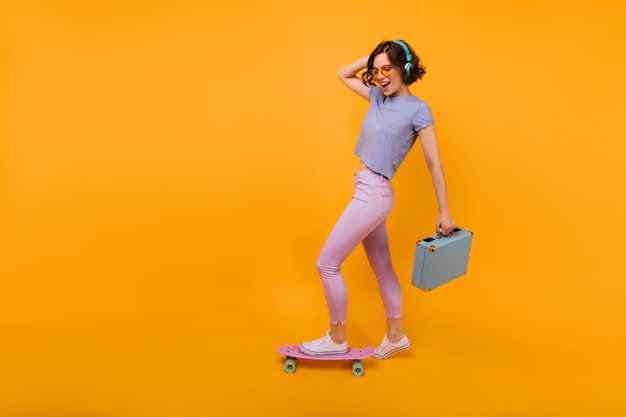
[299,331,348,356]
[373,335,411,359]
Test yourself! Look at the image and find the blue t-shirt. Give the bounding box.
[354,86,434,179]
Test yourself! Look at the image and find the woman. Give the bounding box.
[300,40,455,359]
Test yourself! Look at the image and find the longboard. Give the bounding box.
[277,345,375,376]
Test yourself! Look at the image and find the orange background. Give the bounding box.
[1,0,625,416]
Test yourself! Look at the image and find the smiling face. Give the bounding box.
[373,52,411,97]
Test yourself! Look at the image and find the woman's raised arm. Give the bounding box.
[337,56,370,100]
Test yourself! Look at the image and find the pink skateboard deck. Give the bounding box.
[277,345,375,376]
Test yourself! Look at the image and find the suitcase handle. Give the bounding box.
[420,228,463,245]
[436,227,461,239]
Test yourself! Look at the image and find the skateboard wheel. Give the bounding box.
[352,361,364,377]
[284,358,296,373]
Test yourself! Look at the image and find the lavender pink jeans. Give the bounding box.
[316,170,402,325]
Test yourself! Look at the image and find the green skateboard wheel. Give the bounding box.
[352,360,364,377]
[284,358,296,373]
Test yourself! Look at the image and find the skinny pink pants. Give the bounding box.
[316,170,402,325]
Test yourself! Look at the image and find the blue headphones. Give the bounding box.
[392,40,412,75]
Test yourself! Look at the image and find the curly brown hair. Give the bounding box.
[361,40,426,87]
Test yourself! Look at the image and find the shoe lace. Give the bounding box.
[313,335,332,348]
[377,337,390,353]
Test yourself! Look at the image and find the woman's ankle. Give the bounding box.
[329,323,347,344]
[386,318,405,343]
[387,333,405,343]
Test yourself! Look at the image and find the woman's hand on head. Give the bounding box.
[337,55,371,100]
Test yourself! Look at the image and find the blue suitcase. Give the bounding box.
[411,227,473,291]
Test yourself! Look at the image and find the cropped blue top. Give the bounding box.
[354,86,434,179]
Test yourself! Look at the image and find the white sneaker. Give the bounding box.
[299,331,348,356]
[373,335,411,359]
